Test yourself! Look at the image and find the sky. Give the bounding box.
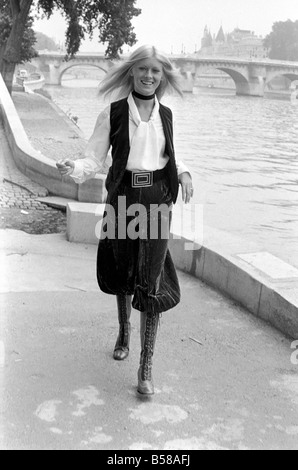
[33,0,298,54]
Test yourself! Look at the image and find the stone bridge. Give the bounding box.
[30,52,113,87]
[31,52,298,97]
[173,56,298,96]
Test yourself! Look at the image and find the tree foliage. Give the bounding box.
[0,0,141,93]
[264,20,298,61]
[34,31,59,51]
[36,0,142,59]
[0,0,37,63]
[77,0,141,58]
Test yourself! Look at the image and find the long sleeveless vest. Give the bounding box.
[105,97,179,204]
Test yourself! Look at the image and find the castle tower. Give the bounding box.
[216,25,225,43]
[201,25,213,48]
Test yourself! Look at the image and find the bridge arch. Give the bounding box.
[265,71,298,88]
[29,53,113,86]
[195,64,250,96]
[216,67,250,95]
[59,63,108,84]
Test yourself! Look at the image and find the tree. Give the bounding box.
[34,31,59,51]
[0,0,141,93]
[0,0,37,86]
[264,20,298,61]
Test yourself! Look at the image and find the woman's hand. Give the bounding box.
[179,172,194,204]
[56,159,75,177]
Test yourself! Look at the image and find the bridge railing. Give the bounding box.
[35,51,298,70]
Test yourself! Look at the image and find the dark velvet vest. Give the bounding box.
[105,98,179,204]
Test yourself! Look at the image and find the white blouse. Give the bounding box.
[71,93,189,184]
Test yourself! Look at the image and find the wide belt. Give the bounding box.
[122,167,168,188]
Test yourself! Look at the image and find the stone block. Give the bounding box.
[259,286,298,339]
[169,235,205,278]
[78,176,107,204]
[226,261,262,315]
[201,248,230,294]
[67,203,105,245]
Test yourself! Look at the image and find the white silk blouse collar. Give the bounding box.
[127,92,160,126]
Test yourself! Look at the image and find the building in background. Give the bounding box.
[199,25,268,59]
[195,26,290,92]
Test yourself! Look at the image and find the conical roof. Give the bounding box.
[216,25,225,42]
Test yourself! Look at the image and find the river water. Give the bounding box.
[44,79,298,268]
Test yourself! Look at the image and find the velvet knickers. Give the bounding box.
[96,176,181,314]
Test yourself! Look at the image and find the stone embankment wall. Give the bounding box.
[0,74,106,203]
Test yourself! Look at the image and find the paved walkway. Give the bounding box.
[0,89,92,213]
[0,121,66,234]
[0,122,49,210]
[0,91,106,229]
[1,230,298,450]
[12,92,110,173]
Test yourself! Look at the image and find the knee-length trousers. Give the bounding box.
[97,176,181,315]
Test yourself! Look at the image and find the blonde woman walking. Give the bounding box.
[57,45,193,396]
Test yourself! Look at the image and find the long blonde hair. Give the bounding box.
[99,45,183,101]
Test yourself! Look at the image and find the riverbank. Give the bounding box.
[0,72,107,204]
[2,86,298,340]
[12,92,87,163]
[12,91,111,174]
[2,89,298,449]
[0,113,66,235]
[43,81,298,268]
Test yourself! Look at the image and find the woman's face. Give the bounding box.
[131,58,163,96]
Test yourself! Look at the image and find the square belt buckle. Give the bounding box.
[132,171,153,188]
